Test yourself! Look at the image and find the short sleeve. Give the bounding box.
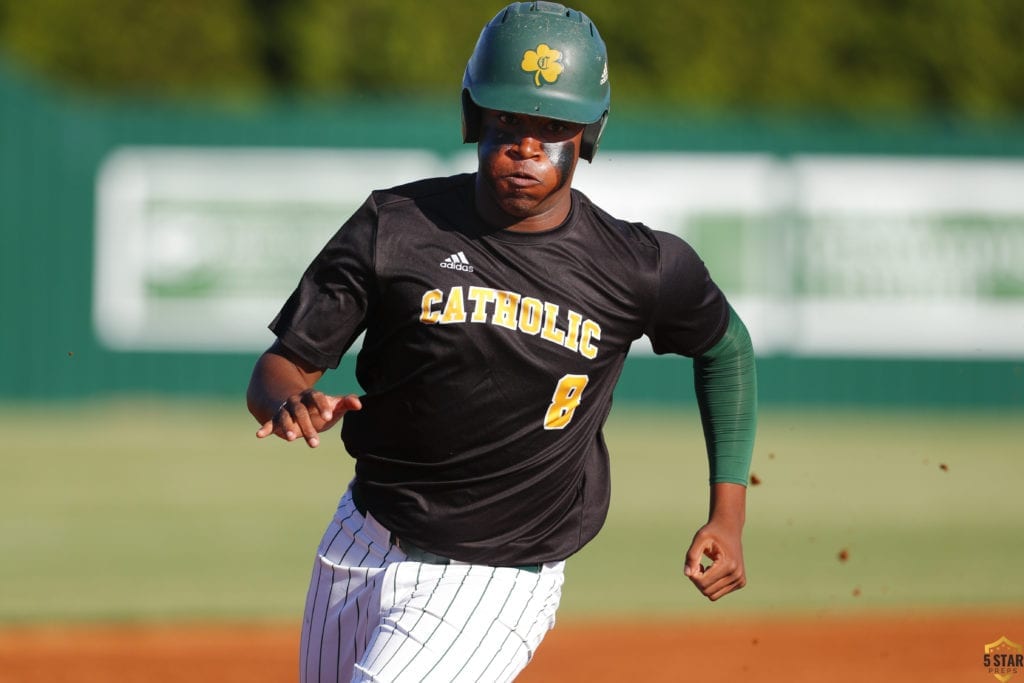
[644,230,730,357]
[269,196,378,369]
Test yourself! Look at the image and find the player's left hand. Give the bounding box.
[683,520,746,601]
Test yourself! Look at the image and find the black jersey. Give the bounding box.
[271,173,729,565]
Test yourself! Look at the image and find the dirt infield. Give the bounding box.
[1,611,1021,682]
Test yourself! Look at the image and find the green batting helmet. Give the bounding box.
[462,2,611,161]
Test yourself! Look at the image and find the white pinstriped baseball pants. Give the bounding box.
[299,485,565,683]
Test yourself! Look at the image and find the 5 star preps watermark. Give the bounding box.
[984,636,1023,682]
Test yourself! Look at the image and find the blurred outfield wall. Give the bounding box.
[2,62,1023,406]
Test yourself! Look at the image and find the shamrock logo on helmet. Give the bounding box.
[521,44,564,87]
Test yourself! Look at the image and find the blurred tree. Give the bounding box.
[0,0,267,99]
[0,0,1021,119]
[587,0,1024,119]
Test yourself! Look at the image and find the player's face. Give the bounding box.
[475,108,584,232]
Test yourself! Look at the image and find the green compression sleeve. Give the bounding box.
[693,306,758,486]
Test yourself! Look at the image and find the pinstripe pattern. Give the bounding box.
[300,487,564,683]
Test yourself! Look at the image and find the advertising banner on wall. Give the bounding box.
[94,147,1024,358]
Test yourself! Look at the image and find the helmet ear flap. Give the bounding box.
[462,89,482,144]
[579,112,607,162]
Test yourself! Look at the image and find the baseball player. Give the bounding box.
[247,2,757,681]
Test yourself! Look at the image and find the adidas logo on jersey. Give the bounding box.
[440,251,475,273]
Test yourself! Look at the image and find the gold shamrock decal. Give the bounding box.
[521,44,564,87]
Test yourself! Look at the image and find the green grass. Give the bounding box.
[0,399,352,622]
[565,406,1024,618]
[1,400,1021,623]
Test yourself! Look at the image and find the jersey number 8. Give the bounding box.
[544,374,590,430]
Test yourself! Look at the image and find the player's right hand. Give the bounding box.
[256,391,362,448]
